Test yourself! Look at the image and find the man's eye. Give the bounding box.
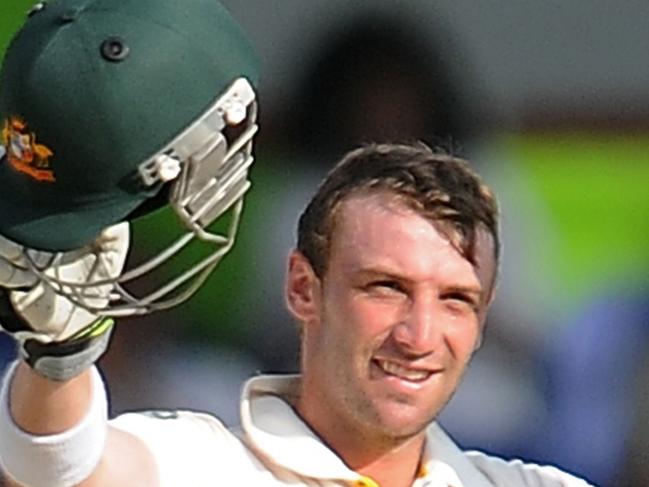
[442,293,478,311]
[367,280,404,294]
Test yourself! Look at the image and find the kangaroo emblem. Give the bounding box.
[1,117,55,182]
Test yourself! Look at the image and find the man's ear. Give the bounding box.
[474,330,484,351]
[285,250,321,325]
[474,290,496,352]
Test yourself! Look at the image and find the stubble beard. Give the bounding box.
[335,359,440,449]
[346,354,472,449]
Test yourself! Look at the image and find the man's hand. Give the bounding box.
[0,223,130,380]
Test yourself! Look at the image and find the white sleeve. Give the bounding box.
[110,410,245,487]
[466,450,596,487]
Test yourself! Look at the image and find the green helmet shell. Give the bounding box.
[0,0,259,250]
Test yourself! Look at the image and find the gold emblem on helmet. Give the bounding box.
[1,117,55,182]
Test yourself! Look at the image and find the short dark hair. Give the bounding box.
[297,142,500,277]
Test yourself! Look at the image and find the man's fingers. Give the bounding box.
[12,284,90,338]
[0,258,37,288]
[0,233,25,262]
[0,232,55,287]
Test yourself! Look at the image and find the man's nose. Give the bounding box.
[391,295,444,356]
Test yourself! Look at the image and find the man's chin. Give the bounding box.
[368,401,436,441]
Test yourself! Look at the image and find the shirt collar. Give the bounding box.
[240,374,357,481]
[239,375,491,487]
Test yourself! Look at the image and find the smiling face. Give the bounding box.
[288,191,496,449]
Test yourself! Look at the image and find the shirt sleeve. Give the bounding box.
[110,410,246,487]
[465,450,597,487]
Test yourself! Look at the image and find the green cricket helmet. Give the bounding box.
[0,0,260,316]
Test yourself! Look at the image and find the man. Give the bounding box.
[0,140,595,485]
[0,3,593,487]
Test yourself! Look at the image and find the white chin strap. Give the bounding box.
[23,77,259,317]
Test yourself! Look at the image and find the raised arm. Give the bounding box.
[4,364,158,487]
[0,1,259,485]
[0,224,158,487]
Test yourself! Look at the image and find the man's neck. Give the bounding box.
[295,398,427,487]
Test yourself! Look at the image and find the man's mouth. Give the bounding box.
[373,359,435,383]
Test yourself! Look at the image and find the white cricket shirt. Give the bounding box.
[110,375,594,487]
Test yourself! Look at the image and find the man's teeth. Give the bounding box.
[376,360,431,382]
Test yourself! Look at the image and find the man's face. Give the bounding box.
[289,192,497,444]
